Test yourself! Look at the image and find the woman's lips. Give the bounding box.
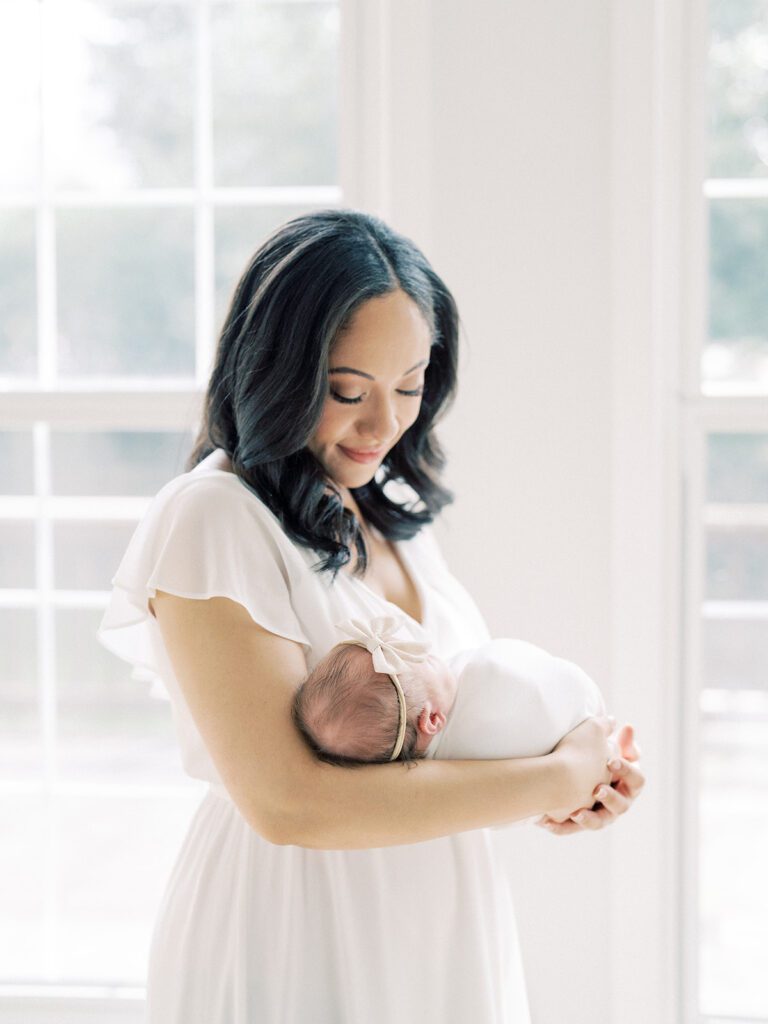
[338,445,384,464]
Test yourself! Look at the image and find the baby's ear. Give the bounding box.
[417,705,446,737]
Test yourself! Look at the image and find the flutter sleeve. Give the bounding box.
[97,474,311,698]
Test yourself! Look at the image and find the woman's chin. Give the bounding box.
[334,463,379,489]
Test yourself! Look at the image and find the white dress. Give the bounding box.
[97,450,531,1023]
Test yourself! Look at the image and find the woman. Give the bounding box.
[98,209,643,1022]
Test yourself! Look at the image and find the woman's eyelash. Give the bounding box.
[330,388,424,405]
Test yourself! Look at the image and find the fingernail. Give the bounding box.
[608,758,621,772]
[572,812,586,823]
[597,787,609,800]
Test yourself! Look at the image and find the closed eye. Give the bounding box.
[331,388,424,405]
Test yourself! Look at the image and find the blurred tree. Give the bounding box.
[710,0,768,177]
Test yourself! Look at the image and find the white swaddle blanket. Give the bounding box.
[424,638,606,760]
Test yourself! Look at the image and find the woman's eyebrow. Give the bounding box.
[328,359,428,381]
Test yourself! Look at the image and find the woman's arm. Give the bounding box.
[151,591,613,850]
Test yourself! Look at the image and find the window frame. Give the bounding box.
[610,1,768,1022]
[0,0,343,1017]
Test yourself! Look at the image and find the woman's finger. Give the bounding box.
[568,808,606,830]
[615,723,641,761]
[535,758,644,836]
[534,817,584,836]
[573,784,630,826]
[608,758,645,799]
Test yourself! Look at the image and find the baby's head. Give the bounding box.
[292,640,457,767]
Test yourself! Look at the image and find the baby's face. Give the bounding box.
[410,654,458,755]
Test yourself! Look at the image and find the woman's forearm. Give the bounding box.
[279,752,568,850]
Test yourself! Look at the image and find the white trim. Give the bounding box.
[0,187,342,209]
[194,0,215,387]
[0,390,204,428]
[0,589,110,608]
[702,600,768,620]
[682,2,710,403]
[338,0,388,215]
[338,0,433,245]
[681,414,706,1024]
[704,178,768,198]
[0,781,206,799]
[0,497,150,519]
[0,992,144,1024]
[608,0,692,1020]
[37,1,56,386]
[703,504,768,527]
[681,395,768,425]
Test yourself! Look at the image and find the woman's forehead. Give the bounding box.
[331,292,432,371]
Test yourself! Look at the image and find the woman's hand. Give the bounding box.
[543,715,615,821]
[536,723,645,836]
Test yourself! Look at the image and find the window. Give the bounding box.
[689,2,768,1019]
[0,0,340,1014]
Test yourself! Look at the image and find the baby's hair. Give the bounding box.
[291,643,428,768]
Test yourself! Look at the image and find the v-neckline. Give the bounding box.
[342,538,429,631]
[194,459,429,629]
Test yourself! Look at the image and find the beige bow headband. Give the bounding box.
[334,615,431,761]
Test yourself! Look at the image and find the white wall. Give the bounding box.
[430,7,614,1023]
[344,1,679,1021]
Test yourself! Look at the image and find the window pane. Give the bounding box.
[56,207,195,378]
[212,2,339,186]
[700,429,768,1018]
[54,522,137,591]
[214,204,319,326]
[709,0,768,178]
[47,1,195,189]
[0,609,39,785]
[707,526,768,599]
[703,615,768,690]
[705,198,768,389]
[0,431,35,495]
[0,794,47,982]
[707,433,768,502]
[50,430,192,496]
[0,522,36,589]
[0,209,37,377]
[699,689,768,1019]
[0,0,39,191]
[0,790,203,984]
[57,608,185,786]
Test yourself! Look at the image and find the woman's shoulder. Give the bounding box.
[150,460,288,538]
[117,459,310,595]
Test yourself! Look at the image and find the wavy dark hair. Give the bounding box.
[187,208,460,579]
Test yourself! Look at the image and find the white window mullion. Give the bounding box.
[24,186,340,208]
[0,390,204,431]
[37,0,57,387]
[194,0,215,386]
[33,423,59,977]
[681,409,707,1024]
[704,178,768,198]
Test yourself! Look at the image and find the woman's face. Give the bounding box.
[308,289,432,490]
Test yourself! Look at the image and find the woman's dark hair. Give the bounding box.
[187,208,460,579]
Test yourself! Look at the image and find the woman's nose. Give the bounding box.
[356,392,399,442]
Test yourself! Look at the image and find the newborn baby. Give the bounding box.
[292,614,612,769]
